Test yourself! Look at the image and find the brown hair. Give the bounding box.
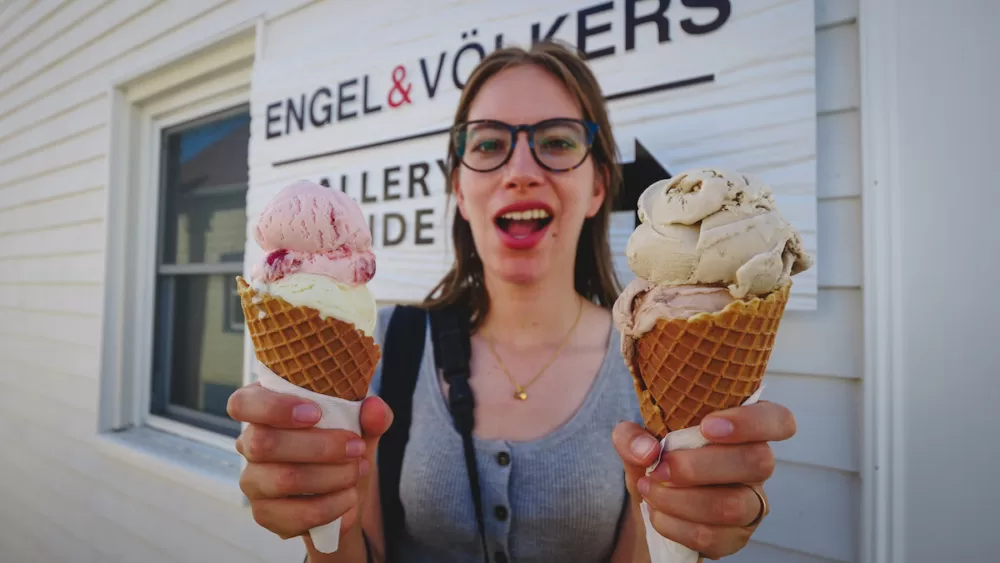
[423,40,623,330]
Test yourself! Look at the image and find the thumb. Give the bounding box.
[341,396,393,534]
[358,396,393,487]
[613,421,661,499]
[359,395,394,445]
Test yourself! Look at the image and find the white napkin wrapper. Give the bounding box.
[255,364,364,554]
[640,385,766,563]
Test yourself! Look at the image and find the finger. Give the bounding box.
[358,396,393,474]
[638,479,764,527]
[700,401,797,444]
[650,443,775,486]
[250,488,359,540]
[236,425,366,464]
[612,421,661,498]
[227,383,323,428]
[354,396,393,506]
[359,396,394,442]
[612,422,661,467]
[647,508,752,561]
[240,461,368,500]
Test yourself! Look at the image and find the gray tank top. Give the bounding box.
[369,306,645,563]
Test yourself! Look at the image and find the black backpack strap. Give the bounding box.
[377,305,428,563]
[430,305,490,563]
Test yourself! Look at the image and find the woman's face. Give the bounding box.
[453,64,606,287]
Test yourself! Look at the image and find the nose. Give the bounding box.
[502,131,544,190]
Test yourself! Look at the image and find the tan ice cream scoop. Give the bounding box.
[615,169,814,563]
[625,169,813,299]
[613,168,814,438]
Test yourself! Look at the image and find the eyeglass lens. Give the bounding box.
[457,120,592,172]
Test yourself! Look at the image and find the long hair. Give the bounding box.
[423,41,624,331]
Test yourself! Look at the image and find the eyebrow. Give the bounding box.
[465,117,585,126]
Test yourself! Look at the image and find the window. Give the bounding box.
[150,106,251,437]
[99,27,258,468]
[222,253,247,334]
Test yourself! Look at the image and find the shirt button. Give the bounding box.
[494,505,509,521]
[495,552,508,563]
[496,452,510,466]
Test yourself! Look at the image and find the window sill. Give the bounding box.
[94,425,247,507]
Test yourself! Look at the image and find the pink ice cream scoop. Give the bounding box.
[251,180,375,285]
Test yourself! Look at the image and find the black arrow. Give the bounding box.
[614,139,671,227]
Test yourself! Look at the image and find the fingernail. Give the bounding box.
[358,459,370,477]
[630,435,658,459]
[346,439,366,458]
[292,404,321,423]
[703,417,734,438]
[637,477,650,497]
[654,462,671,482]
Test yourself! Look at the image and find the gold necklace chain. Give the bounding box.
[482,298,584,401]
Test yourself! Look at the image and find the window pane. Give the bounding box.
[152,273,244,436]
[160,107,250,265]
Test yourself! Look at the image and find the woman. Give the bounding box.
[228,41,797,563]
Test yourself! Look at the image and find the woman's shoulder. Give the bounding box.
[592,305,628,376]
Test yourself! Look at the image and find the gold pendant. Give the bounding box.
[514,388,528,401]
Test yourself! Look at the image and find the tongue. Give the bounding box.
[506,219,542,238]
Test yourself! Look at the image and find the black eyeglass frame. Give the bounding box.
[450,117,600,173]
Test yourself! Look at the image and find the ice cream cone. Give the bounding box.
[624,283,791,440]
[236,276,380,402]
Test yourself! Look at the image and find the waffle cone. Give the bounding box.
[236,276,380,402]
[626,283,791,440]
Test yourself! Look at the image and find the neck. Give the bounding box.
[479,271,583,349]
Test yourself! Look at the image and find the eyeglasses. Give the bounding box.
[451,118,599,173]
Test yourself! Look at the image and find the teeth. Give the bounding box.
[500,209,551,220]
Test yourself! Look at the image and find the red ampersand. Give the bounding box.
[387,65,413,108]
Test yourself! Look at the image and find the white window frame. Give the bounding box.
[97,22,260,505]
[142,94,251,448]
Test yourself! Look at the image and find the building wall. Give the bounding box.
[729,2,863,561]
[883,2,1000,561]
[0,1,863,562]
[0,3,315,562]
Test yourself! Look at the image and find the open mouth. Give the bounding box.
[494,208,554,239]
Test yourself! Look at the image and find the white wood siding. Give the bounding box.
[742,2,863,561]
[0,1,864,561]
[609,2,864,561]
[615,3,864,559]
[0,1,314,562]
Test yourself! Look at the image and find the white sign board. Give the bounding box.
[249,0,818,309]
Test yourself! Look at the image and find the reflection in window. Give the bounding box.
[151,105,250,437]
[223,252,246,334]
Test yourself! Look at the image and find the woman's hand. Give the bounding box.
[612,401,797,560]
[227,382,393,541]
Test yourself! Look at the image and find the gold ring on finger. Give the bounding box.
[742,484,767,528]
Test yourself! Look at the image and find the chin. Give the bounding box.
[476,213,565,286]
[490,256,548,286]
[498,270,544,286]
